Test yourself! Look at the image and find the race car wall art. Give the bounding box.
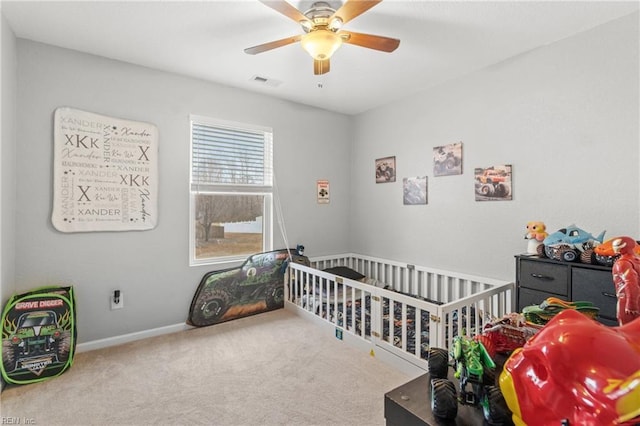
[188,249,309,327]
[2,286,77,385]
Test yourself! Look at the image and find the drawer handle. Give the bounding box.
[601,292,617,299]
[530,273,554,281]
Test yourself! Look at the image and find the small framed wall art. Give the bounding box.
[375,156,396,183]
[317,179,330,204]
[433,142,462,176]
[474,164,512,201]
[403,176,428,205]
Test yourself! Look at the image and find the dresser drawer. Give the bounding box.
[517,287,568,312]
[518,259,569,295]
[571,268,617,321]
[597,316,618,326]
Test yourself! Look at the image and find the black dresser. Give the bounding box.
[515,255,618,326]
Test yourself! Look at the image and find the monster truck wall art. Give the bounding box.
[2,286,76,385]
[474,165,512,201]
[188,249,310,327]
[433,142,462,177]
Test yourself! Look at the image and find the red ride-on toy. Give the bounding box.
[475,313,541,358]
[500,309,640,425]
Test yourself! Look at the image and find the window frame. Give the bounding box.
[189,115,273,267]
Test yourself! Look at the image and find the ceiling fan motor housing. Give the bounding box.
[302,1,343,32]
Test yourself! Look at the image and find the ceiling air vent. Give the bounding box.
[250,75,282,88]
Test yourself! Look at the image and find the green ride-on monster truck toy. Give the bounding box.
[427,336,512,425]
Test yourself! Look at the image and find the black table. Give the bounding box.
[384,373,485,426]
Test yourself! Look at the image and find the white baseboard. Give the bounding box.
[76,322,194,353]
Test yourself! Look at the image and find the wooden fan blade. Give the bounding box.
[314,58,330,75]
[259,0,311,25]
[339,30,400,52]
[331,0,381,25]
[244,35,302,55]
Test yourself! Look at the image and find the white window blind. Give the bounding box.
[189,115,274,266]
[191,120,273,187]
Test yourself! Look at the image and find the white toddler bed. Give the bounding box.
[285,253,515,373]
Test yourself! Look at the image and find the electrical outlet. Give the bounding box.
[111,290,124,310]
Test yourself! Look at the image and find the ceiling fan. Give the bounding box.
[245,0,400,75]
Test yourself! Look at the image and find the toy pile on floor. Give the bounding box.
[427,305,640,426]
[423,222,640,425]
[524,221,640,326]
[498,223,640,424]
[499,309,640,425]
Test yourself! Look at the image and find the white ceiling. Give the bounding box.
[2,0,638,115]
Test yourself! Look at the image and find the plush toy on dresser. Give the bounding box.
[541,224,605,263]
[611,236,640,325]
[524,221,548,255]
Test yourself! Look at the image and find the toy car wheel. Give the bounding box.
[385,168,394,180]
[193,289,231,325]
[445,157,457,170]
[265,283,285,310]
[479,184,495,196]
[431,378,458,420]
[494,182,510,198]
[580,248,595,264]
[2,339,18,372]
[483,366,497,387]
[483,385,511,426]
[56,330,72,364]
[427,347,449,379]
[559,246,578,262]
[544,245,556,259]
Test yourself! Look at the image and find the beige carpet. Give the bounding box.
[0,309,410,426]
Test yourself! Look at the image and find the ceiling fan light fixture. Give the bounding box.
[300,20,313,32]
[328,17,343,31]
[301,29,342,60]
[247,0,399,75]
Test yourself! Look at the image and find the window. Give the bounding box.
[190,115,273,266]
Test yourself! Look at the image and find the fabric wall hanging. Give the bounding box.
[52,107,158,232]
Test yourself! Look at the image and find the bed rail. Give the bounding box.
[308,253,507,303]
[286,253,515,371]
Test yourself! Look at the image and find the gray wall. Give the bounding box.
[4,12,639,345]
[349,13,640,281]
[13,40,351,343]
[1,13,17,313]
